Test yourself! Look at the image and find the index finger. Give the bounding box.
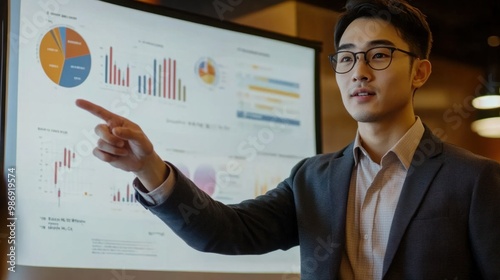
[76,99,119,123]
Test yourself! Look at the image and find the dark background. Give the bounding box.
[142,0,500,69]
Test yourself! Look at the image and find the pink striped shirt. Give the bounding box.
[340,117,425,280]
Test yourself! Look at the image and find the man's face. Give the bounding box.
[335,17,418,124]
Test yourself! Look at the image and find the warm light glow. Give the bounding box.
[488,35,500,47]
[471,117,500,138]
[472,95,500,109]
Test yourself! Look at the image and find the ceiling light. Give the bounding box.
[472,95,500,109]
[471,33,500,138]
[471,117,500,138]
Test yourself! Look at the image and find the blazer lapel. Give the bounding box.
[382,128,445,276]
[330,142,355,231]
[328,143,355,278]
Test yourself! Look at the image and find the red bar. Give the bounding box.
[127,66,130,87]
[117,190,120,202]
[63,148,67,166]
[118,69,121,86]
[173,60,177,100]
[67,149,71,168]
[109,47,113,84]
[158,65,162,98]
[54,161,58,185]
[126,184,130,202]
[163,59,166,98]
[168,58,171,99]
[113,195,116,202]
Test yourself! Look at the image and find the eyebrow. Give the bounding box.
[337,39,397,51]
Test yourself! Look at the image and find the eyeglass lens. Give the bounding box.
[332,47,394,73]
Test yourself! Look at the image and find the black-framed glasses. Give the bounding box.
[328,47,419,74]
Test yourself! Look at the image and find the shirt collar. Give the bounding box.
[353,117,425,170]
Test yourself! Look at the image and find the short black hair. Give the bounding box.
[334,0,433,59]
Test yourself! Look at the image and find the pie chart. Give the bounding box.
[39,27,91,87]
[196,57,217,85]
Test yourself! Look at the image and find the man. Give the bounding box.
[77,0,500,279]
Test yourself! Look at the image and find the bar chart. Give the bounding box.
[101,47,188,102]
[54,147,75,186]
[54,147,75,207]
[34,135,94,208]
[137,58,187,102]
[104,46,130,88]
[236,73,302,126]
[47,147,92,207]
[112,183,137,203]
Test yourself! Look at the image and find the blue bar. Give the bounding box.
[266,78,300,89]
[236,110,300,126]
[138,76,141,93]
[158,64,162,98]
[258,77,300,88]
[105,55,108,83]
[143,75,146,94]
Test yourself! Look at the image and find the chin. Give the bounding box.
[350,112,379,123]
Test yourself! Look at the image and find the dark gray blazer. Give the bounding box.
[138,128,500,279]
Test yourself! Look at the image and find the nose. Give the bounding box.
[350,53,372,82]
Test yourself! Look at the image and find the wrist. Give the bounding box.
[135,154,170,192]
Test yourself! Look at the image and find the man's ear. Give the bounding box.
[412,59,432,89]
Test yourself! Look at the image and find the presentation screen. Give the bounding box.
[1,0,321,279]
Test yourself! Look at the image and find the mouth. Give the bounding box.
[350,88,376,97]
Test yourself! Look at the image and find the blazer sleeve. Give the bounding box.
[468,159,500,279]
[136,160,306,255]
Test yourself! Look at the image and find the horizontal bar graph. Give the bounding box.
[248,85,300,99]
[255,77,300,88]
